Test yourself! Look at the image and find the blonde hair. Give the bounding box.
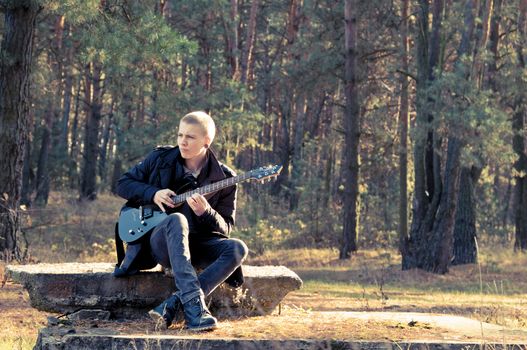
[181,111,216,143]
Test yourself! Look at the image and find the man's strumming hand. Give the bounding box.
[153,189,176,212]
[187,193,211,216]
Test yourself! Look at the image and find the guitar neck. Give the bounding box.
[172,172,251,205]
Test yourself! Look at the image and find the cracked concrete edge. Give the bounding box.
[34,327,527,350]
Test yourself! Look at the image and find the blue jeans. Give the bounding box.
[149,213,248,304]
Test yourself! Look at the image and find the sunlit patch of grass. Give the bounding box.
[262,246,527,330]
[0,263,48,350]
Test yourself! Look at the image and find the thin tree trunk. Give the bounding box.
[21,133,33,207]
[35,108,52,205]
[398,0,410,256]
[225,0,239,79]
[271,101,291,196]
[0,1,40,258]
[514,0,527,251]
[289,94,306,210]
[271,0,302,196]
[403,0,433,269]
[69,77,81,188]
[98,101,114,184]
[502,176,512,229]
[240,0,259,85]
[80,62,104,200]
[340,0,360,259]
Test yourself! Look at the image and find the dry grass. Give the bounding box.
[248,247,527,330]
[18,191,121,263]
[0,268,48,350]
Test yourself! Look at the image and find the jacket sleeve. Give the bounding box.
[197,183,237,237]
[116,151,161,205]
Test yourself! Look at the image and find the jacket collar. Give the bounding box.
[158,146,181,168]
[158,146,226,183]
[198,148,227,185]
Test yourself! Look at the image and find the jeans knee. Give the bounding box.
[164,213,189,237]
[229,239,249,264]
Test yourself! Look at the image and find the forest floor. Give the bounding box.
[1,193,527,349]
[2,247,527,349]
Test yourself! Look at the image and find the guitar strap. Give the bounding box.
[114,222,125,268]
[113,221,142,277]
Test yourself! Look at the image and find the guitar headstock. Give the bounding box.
[249,165,283,182]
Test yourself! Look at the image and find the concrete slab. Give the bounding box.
[6,262,303,318]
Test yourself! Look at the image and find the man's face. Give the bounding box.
[177,121,209,160]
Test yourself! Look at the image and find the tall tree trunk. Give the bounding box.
[271,101,291,196]
[271,0,302,196]
[428,0,477,273]
[69,78,81,188]
[35,108,53,205]
[223,0,239,79]
[59,60,73,159]
[289,94,306,210]
[404,0,477,273]
[37,15,66,201]
[514,0,527,251]
[80,63,104,200]
[0,1,40,258]
[340,0,360,259]
[98,102,113,185]
[403,0,445,270]
[240,0,259,85]
[428,138,462,273]
[452,167,479,265]
[453,0,500,264]
[403,0,439,269]
[398,0,410,256]
[21,132,33,207]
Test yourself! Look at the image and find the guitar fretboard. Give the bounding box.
[172,172,252,205]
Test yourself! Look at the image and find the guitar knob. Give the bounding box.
[141,220,147,226]
[128,230,135,235]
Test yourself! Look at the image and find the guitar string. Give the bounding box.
[172,172,252,204]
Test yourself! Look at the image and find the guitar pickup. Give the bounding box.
[140,206,154,221]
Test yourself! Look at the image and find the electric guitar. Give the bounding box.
[118,164,282,243]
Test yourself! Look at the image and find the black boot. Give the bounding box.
[148,293,183,329]
[183,296,217,331]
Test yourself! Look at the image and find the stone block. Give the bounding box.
[6,263,302,318]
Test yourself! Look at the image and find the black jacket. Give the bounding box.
[114,146,243,286]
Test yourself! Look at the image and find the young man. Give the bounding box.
[115,111,248,331]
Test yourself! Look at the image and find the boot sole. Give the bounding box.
[186,323,218,332]
[148,310,168,330]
